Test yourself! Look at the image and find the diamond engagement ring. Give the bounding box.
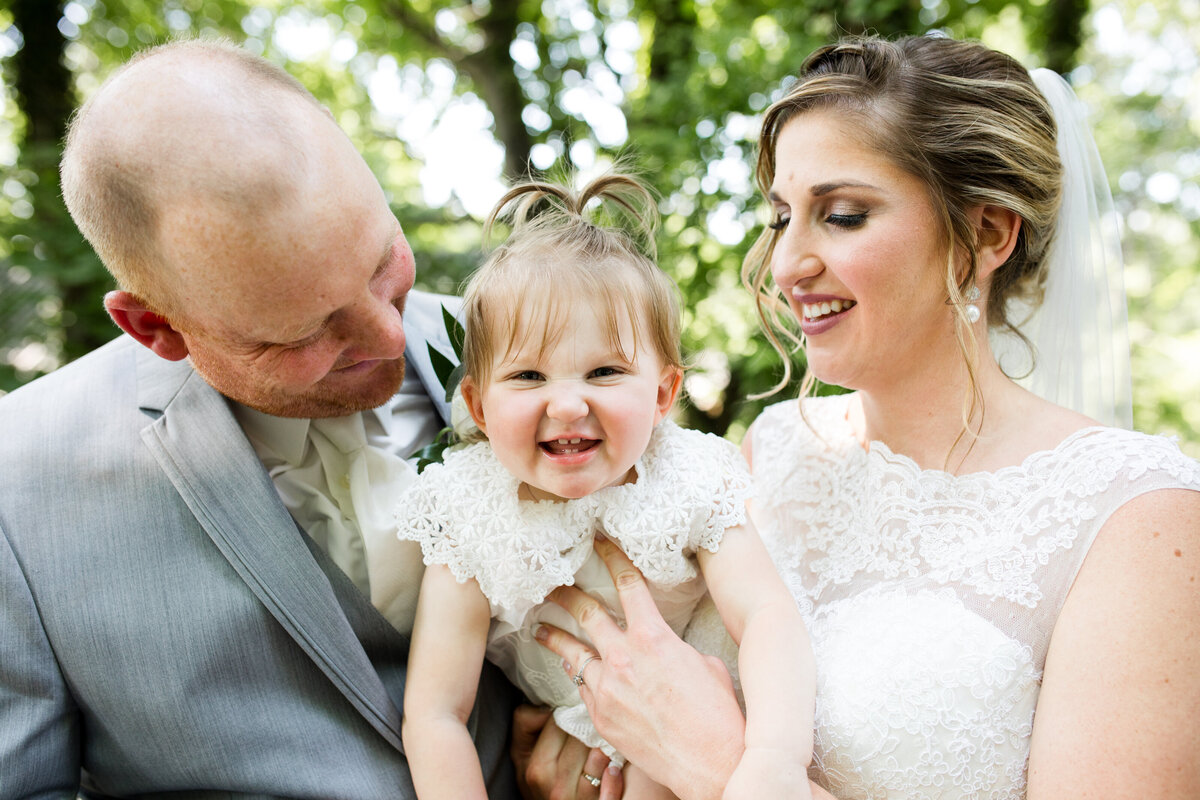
[573,654,601,687]
[582,772,602,788]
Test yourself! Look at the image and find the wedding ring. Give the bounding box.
[573,654,601,687]
[582,772,602,788]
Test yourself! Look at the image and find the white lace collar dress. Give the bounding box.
[395,419,751,759]
[748,393,1200,799]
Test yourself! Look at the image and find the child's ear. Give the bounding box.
[654,367,683,424]
[459,375,488,435]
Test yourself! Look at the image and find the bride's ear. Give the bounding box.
[971,204,1022,280]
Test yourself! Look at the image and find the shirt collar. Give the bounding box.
[231,402,313,467]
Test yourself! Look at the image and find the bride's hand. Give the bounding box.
[534,535,747,800]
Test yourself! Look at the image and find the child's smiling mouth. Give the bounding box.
[540,437,600,456]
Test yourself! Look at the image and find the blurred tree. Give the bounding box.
[0,0,103,392]
[1074,0,1200,455]
[3,0,1192,459]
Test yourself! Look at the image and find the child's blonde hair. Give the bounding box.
[462,173,683,389]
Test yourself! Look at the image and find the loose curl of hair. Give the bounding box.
[742,34,1062,432]
[461,173,683,397]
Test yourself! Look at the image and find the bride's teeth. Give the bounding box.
[803,299,854,319]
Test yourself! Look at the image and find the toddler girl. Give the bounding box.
[395,174,813,799]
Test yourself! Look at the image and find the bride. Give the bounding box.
[533,34,1200,799]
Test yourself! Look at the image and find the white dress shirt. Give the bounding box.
[232,367,441,631]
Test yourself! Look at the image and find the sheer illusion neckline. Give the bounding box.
[807,393,1111,482]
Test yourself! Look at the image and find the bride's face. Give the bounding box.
[767,111,958,393]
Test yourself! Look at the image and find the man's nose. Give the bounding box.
[345,293,407,362]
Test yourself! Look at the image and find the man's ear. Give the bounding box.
[103,291,190,362]
[459,375,488,436]
[972,204,1022,280]
[654,367,684,424]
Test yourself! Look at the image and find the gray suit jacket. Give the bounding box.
[0,291,521,799]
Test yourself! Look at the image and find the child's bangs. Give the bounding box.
[490,256,649,370]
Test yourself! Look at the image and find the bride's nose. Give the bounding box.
[771,226,824,290]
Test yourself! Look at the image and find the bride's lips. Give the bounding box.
[795,292,856,335]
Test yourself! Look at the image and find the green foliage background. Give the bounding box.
[1,0,1195,455]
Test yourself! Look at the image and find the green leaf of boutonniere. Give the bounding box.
[427,303,466,404]
[415,426,458,474]
[418,303,467,472]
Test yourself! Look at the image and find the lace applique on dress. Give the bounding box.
[750,393,1200,799]
[395,419,752,764]
[395,418,750,625]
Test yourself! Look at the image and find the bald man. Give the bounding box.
[0,40,548,798]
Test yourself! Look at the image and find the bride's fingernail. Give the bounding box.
[607,764,621,775]
[533,625,547,642]
[594,532,608,543]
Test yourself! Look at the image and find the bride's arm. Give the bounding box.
[1026,488,1200,797]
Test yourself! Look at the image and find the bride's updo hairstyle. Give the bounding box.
[461,173,683,393]
[742,34,1062,398]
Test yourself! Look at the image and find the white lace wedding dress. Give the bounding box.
[744,393,1200,799]
[395,419,751,761]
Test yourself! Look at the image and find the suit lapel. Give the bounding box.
[133,347,404,750]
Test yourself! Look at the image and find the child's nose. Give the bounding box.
[546,384,588,421]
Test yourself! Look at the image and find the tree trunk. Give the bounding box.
[9,0,112,365]
[1043,0,1089,74]
[381,0,534,181]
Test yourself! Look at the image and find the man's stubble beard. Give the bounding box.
[189,353,407,419]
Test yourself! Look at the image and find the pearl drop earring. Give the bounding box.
[965,286,981,324]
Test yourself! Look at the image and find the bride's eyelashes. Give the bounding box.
[827,212,868,229]
[768,212,869,231]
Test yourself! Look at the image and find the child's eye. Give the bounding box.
[589,366,624,379]
[510,370,544,381]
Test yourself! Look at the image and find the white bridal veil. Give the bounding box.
[991,68,1133,429]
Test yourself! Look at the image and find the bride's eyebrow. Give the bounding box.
[811,180,879,196]
[767,180,880,202]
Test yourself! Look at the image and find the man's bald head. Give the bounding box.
[61,39,326,320]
